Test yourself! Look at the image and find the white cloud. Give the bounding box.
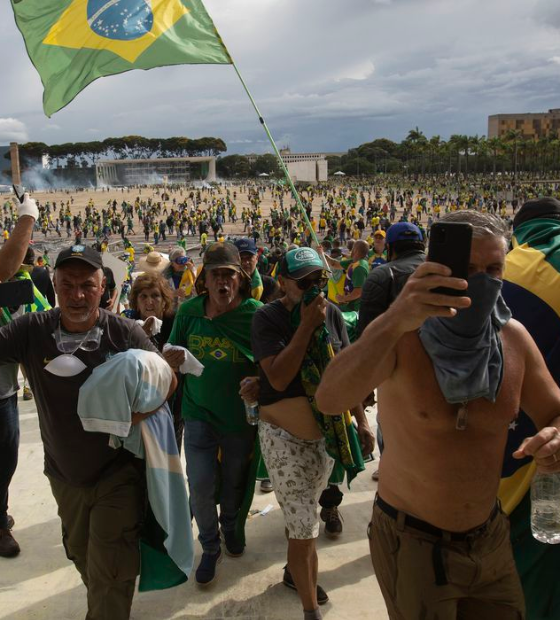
[1,0,560,152]
[335,60,375,82]
[0,118,28,143]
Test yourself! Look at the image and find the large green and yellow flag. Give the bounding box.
[11,0,232,116]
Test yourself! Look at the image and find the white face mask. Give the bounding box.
[45,354,88,377]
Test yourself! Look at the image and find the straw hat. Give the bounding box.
[137,251,170,274]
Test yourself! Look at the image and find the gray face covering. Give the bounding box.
[418,272,512,407]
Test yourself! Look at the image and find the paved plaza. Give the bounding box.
[0,391,388,620]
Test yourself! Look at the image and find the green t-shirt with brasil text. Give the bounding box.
[169,295,261,433]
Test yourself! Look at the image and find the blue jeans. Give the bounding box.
[184,419,256,554]
[0,394,19,529]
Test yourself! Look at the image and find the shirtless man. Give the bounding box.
[316,211,560,619]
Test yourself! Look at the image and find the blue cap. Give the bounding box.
[234,238,257,254]
[386,223,423,244]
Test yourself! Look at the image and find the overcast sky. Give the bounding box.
[1,0,559,155]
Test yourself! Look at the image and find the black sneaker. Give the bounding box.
[6,515,14,530]
[222,529,244,557]
[320,507,343,538]
[0,528,20,558]
[260,479,273,493]
[282,565,329,605]
[195,549,222,585]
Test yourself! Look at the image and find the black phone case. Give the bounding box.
[0,279,34,308]
[12,184,25,203]
[427,222,472,296]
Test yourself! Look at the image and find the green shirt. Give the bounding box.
[169,295,261,433]
[339,258,369,311]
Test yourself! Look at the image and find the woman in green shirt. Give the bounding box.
[168,242,261,586]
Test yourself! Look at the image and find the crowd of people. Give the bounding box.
[1,182,560,620]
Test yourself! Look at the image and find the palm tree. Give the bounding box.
[405,127,428,175]
[487,137,503,176]
[469,135,482,173]
[428,135,442,173]
[476,136,488,173]
[448,134,463,174]
[505,129,523,179]
[406,127,426,144]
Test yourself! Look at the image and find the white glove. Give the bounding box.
[16,193,39,221]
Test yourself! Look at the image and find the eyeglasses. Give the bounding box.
[295,274,328,291]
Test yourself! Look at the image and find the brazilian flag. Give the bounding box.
[10,0,232,116]
[501,217,560,620]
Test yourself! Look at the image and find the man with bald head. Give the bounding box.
[0,244,177,620]
[320,239,370,312]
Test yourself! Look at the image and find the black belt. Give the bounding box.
[374,495,500,587]
[374,495,499,541]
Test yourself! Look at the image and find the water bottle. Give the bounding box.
[530,472,560,544]
[244,400,259,426]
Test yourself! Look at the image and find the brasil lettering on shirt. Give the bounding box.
[188,335,248,363]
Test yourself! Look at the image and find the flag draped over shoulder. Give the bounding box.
[11,0,232,116]
[500,217,560,619]
[500,217,560,514]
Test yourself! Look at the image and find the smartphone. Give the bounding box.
[12,184,25,204]
[0,279,34,308]
[427,222,472,296]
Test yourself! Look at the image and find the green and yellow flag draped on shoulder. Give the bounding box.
[501,218,560,620]
[11,0,232,116]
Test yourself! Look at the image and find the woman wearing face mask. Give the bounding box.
[124,273,184,450]
[168,242,261,586]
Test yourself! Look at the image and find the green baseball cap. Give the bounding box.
[280,247,324,279]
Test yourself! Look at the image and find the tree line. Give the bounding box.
[6,136,227,169]
[326,128,560,178]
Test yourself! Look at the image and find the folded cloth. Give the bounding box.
[163,343,204,376]
[77,350,194,589]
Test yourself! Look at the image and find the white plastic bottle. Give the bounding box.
[531,472,560,544]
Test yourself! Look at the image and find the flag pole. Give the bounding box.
[230,62,322,250]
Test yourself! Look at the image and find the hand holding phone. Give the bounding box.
[12,184,25,204]
[427,222,472,296]
[12,185,39,222]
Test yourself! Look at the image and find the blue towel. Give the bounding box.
[77,350,194,588]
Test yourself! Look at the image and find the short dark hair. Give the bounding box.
[390,240,425,256]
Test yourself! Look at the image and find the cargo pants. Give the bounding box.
[48,462,145,620]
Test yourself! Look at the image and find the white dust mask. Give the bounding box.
[46,322,103,377]
[45,354,88,377]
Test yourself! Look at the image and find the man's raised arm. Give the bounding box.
[0,194,39,283]
[316,261,470,414]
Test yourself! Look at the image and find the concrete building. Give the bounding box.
[95,156,217,186]
[488,108,560,140]
[246,148,338,184]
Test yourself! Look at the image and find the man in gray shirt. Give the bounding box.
[0,244,177,620]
